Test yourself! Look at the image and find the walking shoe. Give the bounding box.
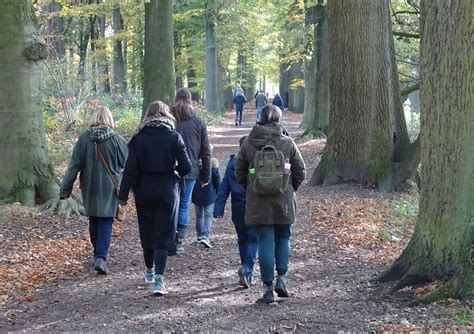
[238,266,250,288]
[153,274,168,296]
[275,274,289,297]
[197,235,205,242]
[176,243,185,254]
[235,122,238,126]
[94,257,108,275]
[199,237,212,249]
[261,283,274,304]
[144,267,154,283]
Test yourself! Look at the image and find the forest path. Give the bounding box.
[1,108,462,332]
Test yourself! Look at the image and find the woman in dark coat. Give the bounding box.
[171,88,212,254]
[118,101,191,296]
[235,105,306,304]
[60,106,128,275]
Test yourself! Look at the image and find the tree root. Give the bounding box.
[39,196,84,219]
[407,281,454,306]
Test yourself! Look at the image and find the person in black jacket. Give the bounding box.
[192,156,220,248]
[214,136,258,289]
[171,88,212,254]
[118,101,191,296]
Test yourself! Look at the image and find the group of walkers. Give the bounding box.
[233,84,286,126]
[59,87,306,304]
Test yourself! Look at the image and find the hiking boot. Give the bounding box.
[261,283,274,304]
[94,258,108,275]
[275,274,289,297]
[153,274,168,296]
[144,267,154,283]
[199,237,212,249]
[238,266,250,288]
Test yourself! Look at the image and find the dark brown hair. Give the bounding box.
[171,88,194,122]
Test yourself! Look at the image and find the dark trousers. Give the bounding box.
[235,108,243,125]
[89,217,113,260]
[143,249,168,275]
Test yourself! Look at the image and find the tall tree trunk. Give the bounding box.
[205,2,218,112]
[45,1,65,58]
[0,0,82,216]
[288,61,304,113]
[310,0,412,190]
[216,62,225,112]
[187,66,200,101]
[98,6,111,94]
[303,1,317,129]
[112,5,126,94]
[280,58,290,107]
[304,0,330,136]
[143,0,175,115]
[89,14,97,92]
[379,0,473,302]
[77,19,90,76]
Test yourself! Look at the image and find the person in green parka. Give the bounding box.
[60,106,128,275]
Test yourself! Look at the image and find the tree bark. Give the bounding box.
[112,5,126,94]
[205,1,218,112]
[98,5,111,94]
[143,0,175,116]
[288,61,305,114]
[310,0,413,190]
[379,0,473,302]
[0,0,82,217]
[45,1,65,58]
[303,0,330,136]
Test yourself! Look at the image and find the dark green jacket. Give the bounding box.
[235,124,306,226]
[60,128,128,217]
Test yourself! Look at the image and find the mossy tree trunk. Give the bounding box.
[379,0,473,302]
[303,0,329,136]
[142,0,175,116]
[205,1,219,113]
[0,0,82,217]
[288,61,305,114]
[309,0,414,190]
[112,5,126,94]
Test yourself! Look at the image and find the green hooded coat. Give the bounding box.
[235,125,306,226]
[60,127,128,217]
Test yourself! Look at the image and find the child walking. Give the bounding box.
[192,156,220,248]
[213,136,258,288]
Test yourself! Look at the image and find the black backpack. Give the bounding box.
[248,145,290,195]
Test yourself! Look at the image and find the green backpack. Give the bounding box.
[248,145,291,195]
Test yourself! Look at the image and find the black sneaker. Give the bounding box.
[261,284,274,304]
[275,275,289,297]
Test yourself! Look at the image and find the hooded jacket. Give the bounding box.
[234,124,306,226]
[213,154,246,224]
[60,126,128,217]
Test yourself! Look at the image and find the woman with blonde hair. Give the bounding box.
[118,101,191,295]
[60,106,128,275]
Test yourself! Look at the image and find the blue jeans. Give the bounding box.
[178,178,197,229]
[195,203,214,238]
[234,219,258,274]
[256,106,264,122]
[235,107,243,124]
[254,224,292,284]
[89,217,113,260]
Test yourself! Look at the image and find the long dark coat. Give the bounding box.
[118,125,191,250]
[235,125,306,226]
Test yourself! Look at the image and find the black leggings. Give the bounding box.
[143,249,168,275]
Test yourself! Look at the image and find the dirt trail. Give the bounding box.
[0,108,466,332]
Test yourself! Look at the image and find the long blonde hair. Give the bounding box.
[90,106,115,128]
